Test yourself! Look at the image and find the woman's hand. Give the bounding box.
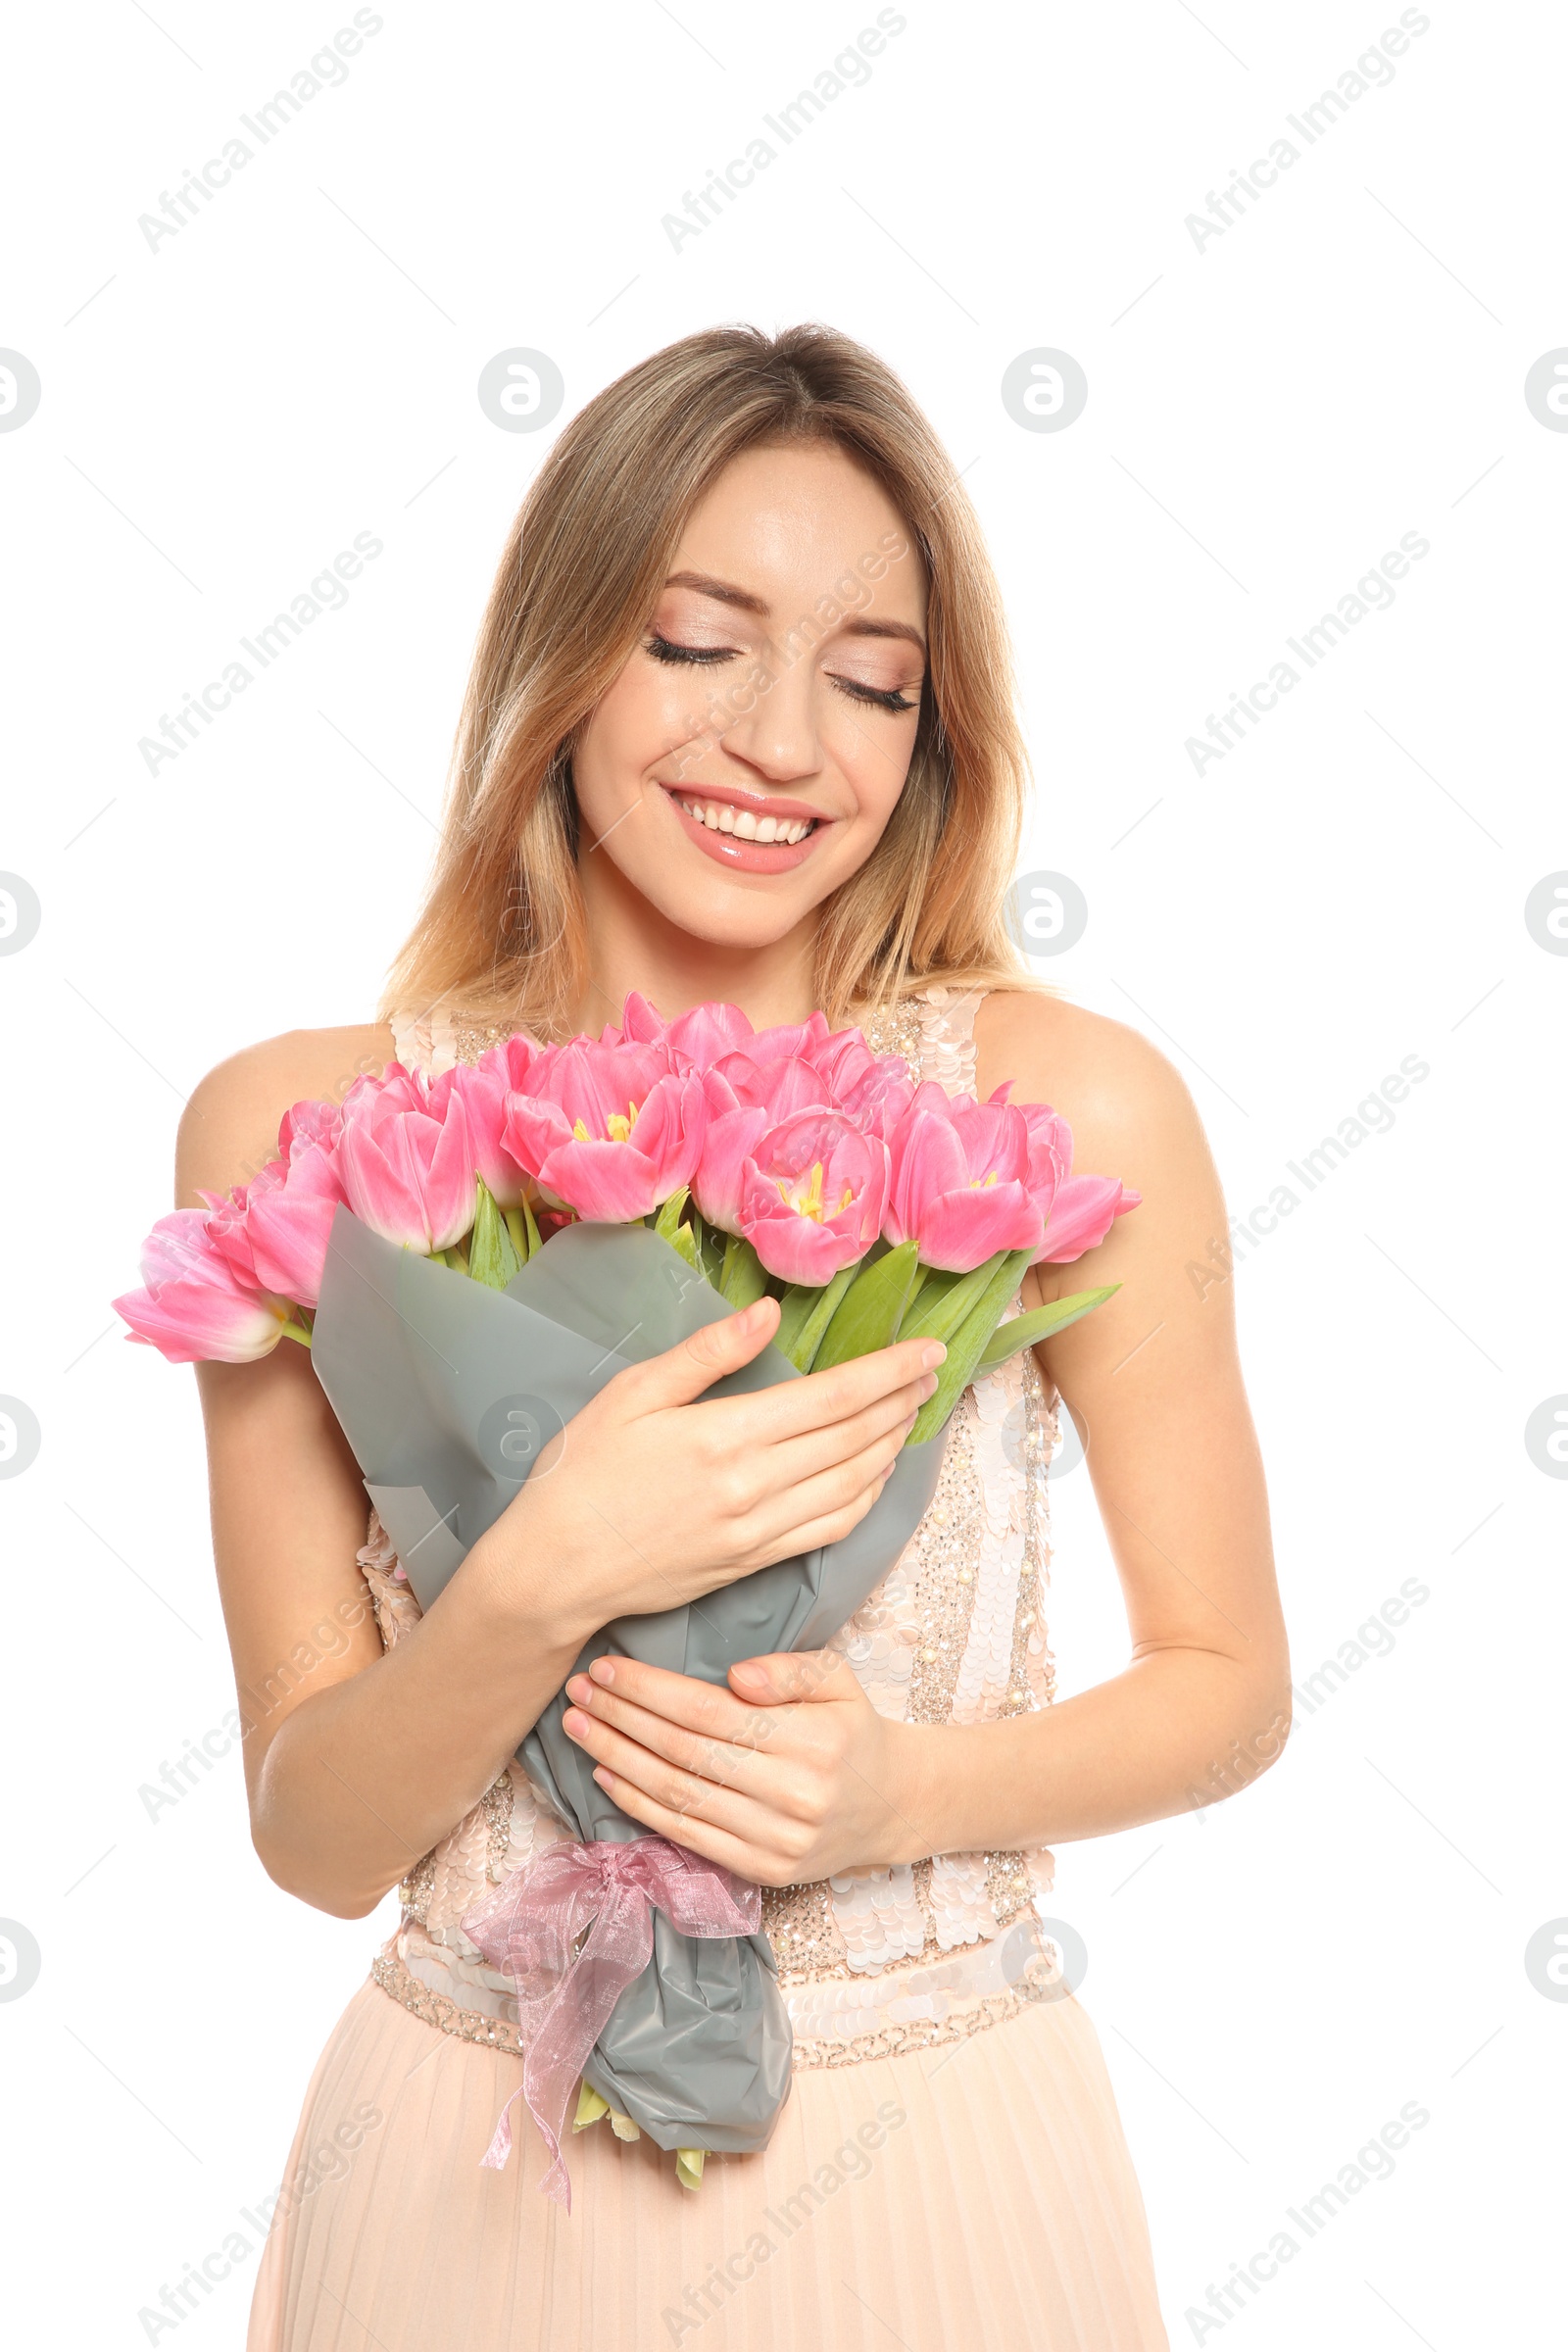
[558,1648,927,1886]
[471,1298,945,1649]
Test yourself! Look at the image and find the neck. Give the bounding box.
[573,856,825,1034]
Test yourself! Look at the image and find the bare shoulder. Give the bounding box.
[974,990,1210,1180]
[175,1021,397,1207]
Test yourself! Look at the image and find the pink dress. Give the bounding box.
[247,990,1169,2351]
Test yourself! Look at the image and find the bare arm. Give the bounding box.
[183,1026,943,1918]
[553,993,1291,1879]
[183,1025,587,1920]
[903,989,1290,1847]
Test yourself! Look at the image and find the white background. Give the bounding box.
[1,2,1564,2344]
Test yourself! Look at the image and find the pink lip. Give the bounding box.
[661,784,830,875]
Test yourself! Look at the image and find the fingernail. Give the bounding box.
[592,1767,610,1788]
[589,1657,615,1686]
[917,1372,938,1400]
[564,1708,586,1737]
[731,1661,765,1690]
[565,1676,592,1704]
[920,1342,947,1371]
[902,1412,918,1435]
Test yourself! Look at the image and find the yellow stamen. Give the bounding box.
[776,1160,828,1221]
[574,1101,641,1146]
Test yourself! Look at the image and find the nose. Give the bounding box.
[713,660,824,787]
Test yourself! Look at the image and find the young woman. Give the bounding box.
[181,324,1288,2350]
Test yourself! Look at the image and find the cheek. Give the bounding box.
[820,709,916,836]
[575,665,712,818]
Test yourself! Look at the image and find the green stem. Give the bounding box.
[907,1249,1034,1443]
[898,1251,1009,1347]
[776,1263,858,1371]
[718,1232,770,1309]
[277,1318,314,1348]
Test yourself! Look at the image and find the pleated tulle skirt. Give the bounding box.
[246,1973,1169,2351]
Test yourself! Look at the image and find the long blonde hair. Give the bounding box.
[380,323,1030,1040]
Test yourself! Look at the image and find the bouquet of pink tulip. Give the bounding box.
[115,993,1138,2207]
[116,992,1137,1420]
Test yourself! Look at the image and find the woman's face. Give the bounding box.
[571,441,928,950]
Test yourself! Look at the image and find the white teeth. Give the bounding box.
[674,793,814,843]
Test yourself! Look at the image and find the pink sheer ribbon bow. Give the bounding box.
[460,1834,761,2213]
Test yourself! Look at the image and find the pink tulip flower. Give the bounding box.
[606,991,756,1070]
[278,1097,344,1158]
[432,1037,538,1210]
[114,1210,294,1364]
[692,1056,845,1233]
[737,1111,889,1286]
[1010,1099,1142,1262]
[883,1084,1054,1271]
[335,1074,477,1252]
[239,1144,350,1306]
[1036,1174,1141,1262]
[501,1040,706,1222]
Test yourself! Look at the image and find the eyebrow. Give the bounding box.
[662,570,927,655]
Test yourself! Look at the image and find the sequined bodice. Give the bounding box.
[367,988,1063,2069]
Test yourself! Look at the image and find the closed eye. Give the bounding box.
[644,631,739,668]
[828,673,920,713]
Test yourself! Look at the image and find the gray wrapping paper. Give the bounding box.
[312,1206,946,2156]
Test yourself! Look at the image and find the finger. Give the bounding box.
[764,1372,934,1487]
[710,1335,947,1446]
[741,1418,915,1555]
[564,1668,775,1769]
[755,1473,903,1562]
[572,1717,795,1845]
[728,1649,861,1706]
[618,1297,780,1412]
[586,1763,772,1882]
[564,1699,769,1808]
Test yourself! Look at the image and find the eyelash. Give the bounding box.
[643,632,920,714]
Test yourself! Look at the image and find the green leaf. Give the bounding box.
[897,1251,1010,1347]
[469,1177,523,1290]
[654,1188,690,1244]
[812,1238,921,1370]
[907,1248,1034,1444]
[972,1285,1120,1372]
[675,2147,706,2191]
[573,2082,610,2132]
[775,1264,858,1371]
[718,1232,770,1308]
[669,1222,700,1271]
[773,1282,818,1359]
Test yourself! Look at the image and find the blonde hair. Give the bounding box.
[380,323,1030,1041]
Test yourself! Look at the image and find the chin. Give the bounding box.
[643,882,817,951]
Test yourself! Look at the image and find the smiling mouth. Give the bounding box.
[666,792,818,846]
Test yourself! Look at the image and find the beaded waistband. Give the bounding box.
[369,1910,1070,2074]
